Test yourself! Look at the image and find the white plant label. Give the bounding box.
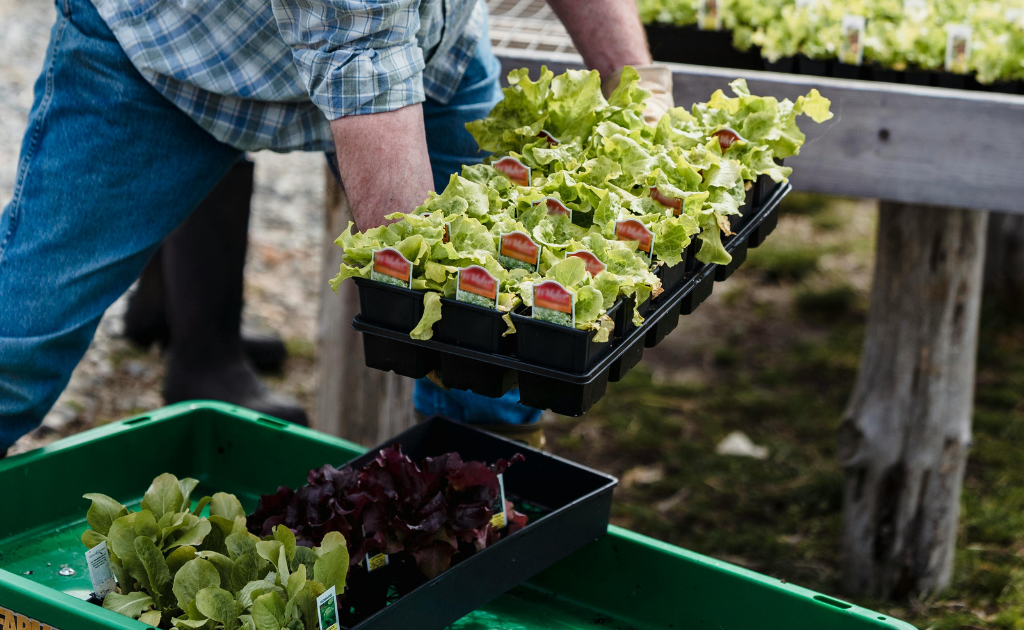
[489,474,509,529]
[698,0,722,31]
[945,24,972,75]
[316,585,339,630]
[839,15,866,66]
[903,0,928,23]
[85,541,117,598]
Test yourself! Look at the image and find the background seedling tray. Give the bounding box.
[644,24,1022,94]
[0,403,915,630]
[353,183,791,416]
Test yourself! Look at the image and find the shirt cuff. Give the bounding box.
[293,43,427,120]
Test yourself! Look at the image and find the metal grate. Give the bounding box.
[487,0,577,55]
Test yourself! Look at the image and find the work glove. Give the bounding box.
[602,64,675,124]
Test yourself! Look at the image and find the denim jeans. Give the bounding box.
[0,0,539,452]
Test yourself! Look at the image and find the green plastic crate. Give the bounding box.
[0,402,914,630]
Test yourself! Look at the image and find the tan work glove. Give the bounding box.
[602,64,675,124]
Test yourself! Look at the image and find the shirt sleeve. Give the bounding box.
[271,0,427,120]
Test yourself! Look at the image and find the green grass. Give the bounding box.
[745,239,825,280]
[794,282,863,320]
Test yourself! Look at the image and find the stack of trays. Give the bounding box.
[353,180,791,416]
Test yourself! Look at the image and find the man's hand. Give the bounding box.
[547,0,674,121]
[602,65,675,123]
[331,104,435,230]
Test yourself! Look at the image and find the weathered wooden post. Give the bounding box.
[984,212,1024,312]
[315,168,416,445]
[839,202,988,598]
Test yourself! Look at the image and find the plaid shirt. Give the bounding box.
[91,0,485,152]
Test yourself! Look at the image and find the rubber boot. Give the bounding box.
[160,158,308,426]
[124,182,288,374]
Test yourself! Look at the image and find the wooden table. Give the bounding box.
[316,36,1024,600]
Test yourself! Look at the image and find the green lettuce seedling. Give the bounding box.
[82,474,349,630]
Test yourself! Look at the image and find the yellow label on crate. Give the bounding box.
[0,606,61,630]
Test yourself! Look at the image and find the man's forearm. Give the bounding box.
[546,0,652,78]
[331,104,435,230]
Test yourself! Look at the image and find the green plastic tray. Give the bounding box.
[0,402,914,630]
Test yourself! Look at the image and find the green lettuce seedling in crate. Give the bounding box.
[80,474,348,630]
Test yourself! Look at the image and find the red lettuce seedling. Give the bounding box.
[247,447,527,579]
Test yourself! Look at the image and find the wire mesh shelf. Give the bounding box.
[487,0,577,55]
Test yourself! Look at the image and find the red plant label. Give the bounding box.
[615,219,655,255]
[457,265,499,309]
[493,156,531,187]
[537,129,560,146]
[533,280,575,327]
[533,196,572,219]
[498,231,540,271]
[713,127,743,151]
[650,186,683,215]
[568,250,607,277]
[371,247,412,288]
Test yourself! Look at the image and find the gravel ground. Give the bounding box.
[1,0,328,454]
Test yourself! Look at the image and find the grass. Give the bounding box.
[545,194,1024,630]
[745,239,824,280]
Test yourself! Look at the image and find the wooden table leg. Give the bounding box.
[315,168,416,446]
[839,202,987,598]
[984,211,1024,312]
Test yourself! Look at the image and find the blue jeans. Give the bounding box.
[0,0,537,452]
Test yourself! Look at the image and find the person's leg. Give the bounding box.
[0,0,241,452]
[122,165,290,374]
[159,158,307,425]
[417,12,543,427]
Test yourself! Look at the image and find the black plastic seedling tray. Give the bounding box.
[644,24,764,70]
[437,297,517,355]
[362,333,439,379]
[513,300,623,373]
[644,24,1022,94]
[613,292,652,340]
[608,334,645,382]
[355,277,425,332]
[654,256,688,299]
[334,416,618,630]
[353,183,790,415]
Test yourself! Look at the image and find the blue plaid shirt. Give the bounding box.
[91,0,485,152]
